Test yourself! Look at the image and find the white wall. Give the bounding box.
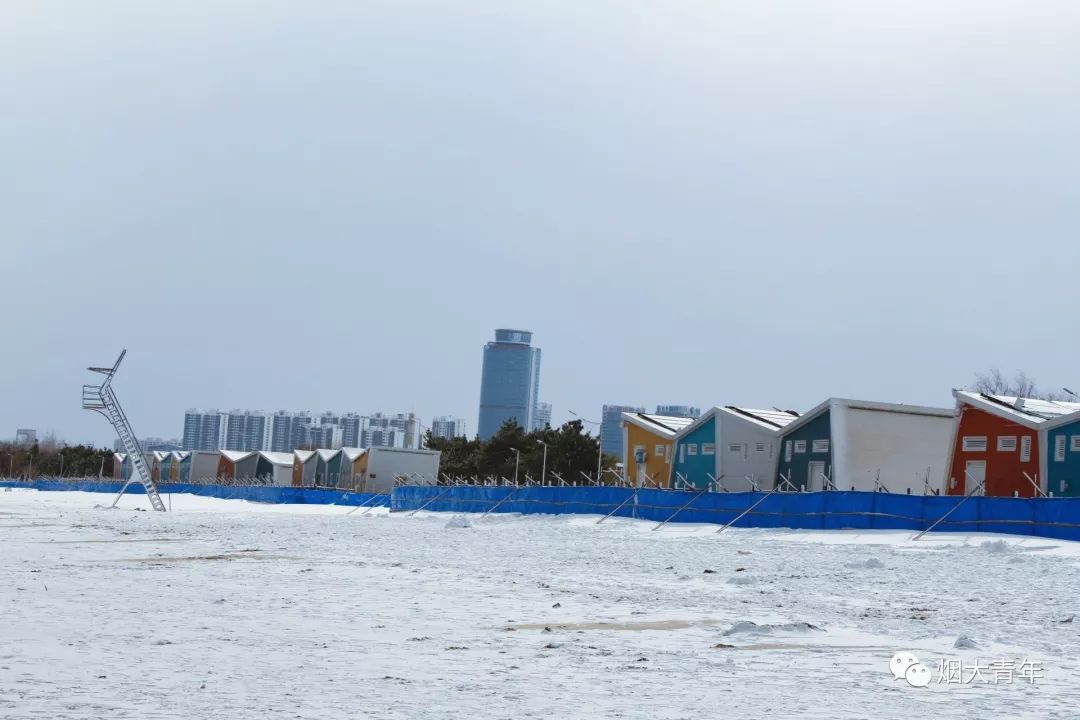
[364,448,440,493]
[718,414,780,492]
[189,451,220,483]
[838,407,953,493]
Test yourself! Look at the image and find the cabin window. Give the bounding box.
[755,442,766,453]
[996,436,1017,452]
[1071,436,1080,452]
[687,444,698,456]
[728,443,741,453]
[1056,436,1067,462]
[702,443,715,455]
[655,444,666,458]
[1020,436,1031,463]
[812,439,830,453]
[962,436,987,452]
[784,441,792,462]
[793,440,807,454]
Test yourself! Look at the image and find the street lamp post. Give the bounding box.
[59,452,64,478]
[510,447,520,486]
[538,440,548,486]
[569,410,604,485]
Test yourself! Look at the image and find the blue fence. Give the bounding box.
[392,486,1080,541]
[0,479,389,507]
[9,480,1080,541]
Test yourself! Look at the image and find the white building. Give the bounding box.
[354,447,440,494]
[430,416,468,440]
[775,398,954,493]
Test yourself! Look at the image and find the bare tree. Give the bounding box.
[972,368,1070,401]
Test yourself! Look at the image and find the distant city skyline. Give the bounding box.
[180,409,424,453]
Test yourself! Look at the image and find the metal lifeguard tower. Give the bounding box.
[82,350,166,511]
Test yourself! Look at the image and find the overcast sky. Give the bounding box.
[3,1,1079,446]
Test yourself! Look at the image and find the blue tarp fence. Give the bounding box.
[0,479,388,507]
[8,480,1080,541]
[391,486,1080,541]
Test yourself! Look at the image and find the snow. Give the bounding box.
[3,488,1080,718]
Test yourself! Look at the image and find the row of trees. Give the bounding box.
[971,368,1074,402]
[424,419,619,484]
[0,443,114,479]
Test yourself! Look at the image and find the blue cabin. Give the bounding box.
[1044,411,1080,497]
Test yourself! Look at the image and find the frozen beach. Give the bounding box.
[2,488,1078,718]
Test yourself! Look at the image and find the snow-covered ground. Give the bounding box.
[3,488,1079,719]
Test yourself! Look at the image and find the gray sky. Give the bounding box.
[3,1,1079,446]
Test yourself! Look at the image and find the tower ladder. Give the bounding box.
[82,350,166,512]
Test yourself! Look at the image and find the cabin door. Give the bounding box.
[807,461,826,492]
[965,460,986,496]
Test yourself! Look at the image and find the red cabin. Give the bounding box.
[946,391,1079,497]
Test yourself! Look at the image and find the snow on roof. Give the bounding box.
[622,412,695,438]
[153,451,171,461]
[954,390,1080,427]
[114,452,126,461]
[340,447,367,462]
[316,448,341,461]
[293,450,316,462]
[220,450,255,462]
[722,406,800,431]
[171,451,190,461]
[258,451,294,466]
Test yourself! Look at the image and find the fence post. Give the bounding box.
[652,488,708,531]
[597,489,637,525]
[912,472,985,540]
[717,490,778,534]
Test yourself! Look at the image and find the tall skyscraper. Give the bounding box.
[182,410,226,451]
[534,402,552,430]
[223,410,269,452]
[600,404,645,460]
[431,416,467,440]
[655,405,701,419]
[477,329,542,439]
[268,411,312,452]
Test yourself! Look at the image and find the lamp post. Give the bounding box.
[538,439,548,486]
[510,447,520,486]
[569,410,603,485]
[59,452,64,478]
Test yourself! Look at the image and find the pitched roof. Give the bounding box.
[954,390,1080,429]
[621,412,695,439]
[340,447,367,462]
[780,397,954,436]
[293,449,316,463]
[220,450,255,462]
[258,451,294,466]
[721,406,800,431]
